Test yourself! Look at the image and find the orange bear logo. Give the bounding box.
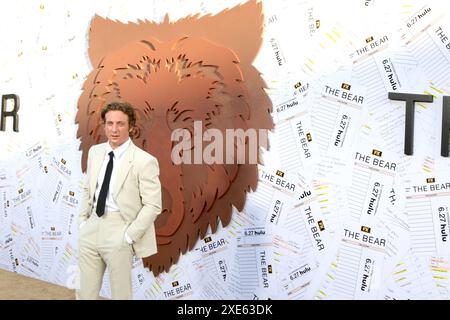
[76,0,273,275]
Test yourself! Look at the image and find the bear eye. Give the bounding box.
[171,109,193,123]
[168,102,193,123]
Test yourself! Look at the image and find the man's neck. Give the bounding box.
[108,138,131,151]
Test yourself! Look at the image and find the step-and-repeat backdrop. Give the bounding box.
[1,0,450,299]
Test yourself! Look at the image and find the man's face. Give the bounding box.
[104,110,131,149]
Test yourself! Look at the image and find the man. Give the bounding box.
[77,102,162,300]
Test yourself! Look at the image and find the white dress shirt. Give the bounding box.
[93,138,131,214]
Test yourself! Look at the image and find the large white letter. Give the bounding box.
[171,128,192,165]
[203,128,223,164]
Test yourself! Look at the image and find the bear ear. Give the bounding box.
[179,0,265,64]
[88,14,143,68]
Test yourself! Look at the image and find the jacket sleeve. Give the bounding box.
[126,155,162,242]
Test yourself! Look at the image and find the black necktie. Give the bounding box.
[96,151,114,217]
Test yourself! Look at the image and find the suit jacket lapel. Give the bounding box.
[113,142,135,200]
[89,144,105,200]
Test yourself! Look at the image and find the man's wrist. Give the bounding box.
[79,221,87,230]
[124,232,134,245]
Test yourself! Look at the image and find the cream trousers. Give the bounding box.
[77,212,134,300]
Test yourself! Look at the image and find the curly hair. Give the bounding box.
[100,102,136,128]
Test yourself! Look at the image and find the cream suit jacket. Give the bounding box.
[79,141,162,258]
